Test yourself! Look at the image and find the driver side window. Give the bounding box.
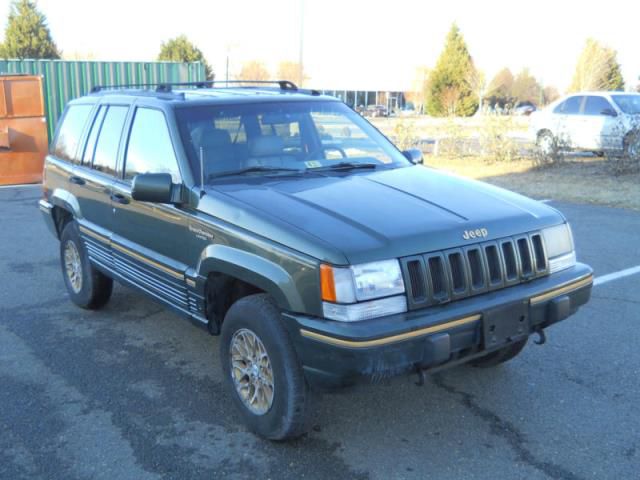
[125,108,181,183]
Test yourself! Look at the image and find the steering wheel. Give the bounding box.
[304,145,347,161]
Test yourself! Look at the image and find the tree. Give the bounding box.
[486,68,515,107]
[277,61,308,86]
[1,0,60,59]
[569,38,624,92]
[405,66,430,113]
[511,68,542,105]
[237,60,270,81]
[426,24,478,117]
[542,85,560,104]
[158,35,213,80]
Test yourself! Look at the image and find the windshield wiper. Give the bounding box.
[309,162,378,172]
[208,166,301,180]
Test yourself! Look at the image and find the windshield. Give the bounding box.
[611,95,640,115]
[175,100,410,181]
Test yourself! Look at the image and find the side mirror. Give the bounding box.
[131,173,174,204]
[601,108,618,117]
[402,148,423,164]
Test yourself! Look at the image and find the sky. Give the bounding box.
[0,0,638,92]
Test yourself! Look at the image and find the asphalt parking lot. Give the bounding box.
[1,184,639,480]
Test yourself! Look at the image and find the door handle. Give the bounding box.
[110,193,130,205]
[69,175,85,185]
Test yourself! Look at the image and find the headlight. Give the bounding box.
[542,223,576,273]
[320,260,406,321]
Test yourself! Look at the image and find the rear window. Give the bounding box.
[52,104,93,163]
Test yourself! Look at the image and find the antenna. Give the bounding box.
[199,147,206,198]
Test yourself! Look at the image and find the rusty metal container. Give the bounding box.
[0,74,48,185]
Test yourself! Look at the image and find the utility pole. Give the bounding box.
[298,0,305,87]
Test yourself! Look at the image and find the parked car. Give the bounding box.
[530,92,640,156]
[364,104,388,117]
[514,101,537,116]
[40,80,593,440]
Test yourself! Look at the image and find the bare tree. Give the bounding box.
[277,61,308,85]
[405,66,430,113]
[441,85,461,116]
[569,38,624,92]
[236,61,271,81]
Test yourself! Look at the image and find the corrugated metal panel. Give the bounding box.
[0,60,205,139]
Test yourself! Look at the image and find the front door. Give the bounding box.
[580,96,620,151]
[109,106,196,313]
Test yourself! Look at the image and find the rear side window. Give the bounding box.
[92,106,128,176]
[557,96,583,115]
[81,106,107,165]
[124,108,181,182]
[52,104,93,163]
[583,96,613,116]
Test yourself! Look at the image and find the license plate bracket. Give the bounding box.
[482,301,529,349]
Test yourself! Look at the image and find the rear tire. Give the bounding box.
[220,294,310,440]
[60,221,113,309]
[471,338,528,368]
[536,131,557,156]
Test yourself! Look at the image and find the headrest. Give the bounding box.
[248,136,284,157]
[191,125,231,150]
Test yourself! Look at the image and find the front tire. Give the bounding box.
[220,294,310,440]
[60,221,113,309]
[471,338,528,368]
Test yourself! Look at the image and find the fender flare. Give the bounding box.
[50,188,81,219]
[197,244,305,312]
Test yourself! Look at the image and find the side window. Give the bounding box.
[553,100,566,114]
[52,104,93,163]
[92,106,128,176]
[562,96,583,115]
[81,106,106,165]
[124,108,181,182]
[583,96,614,116]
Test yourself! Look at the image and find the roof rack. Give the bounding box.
[90,80,298,93]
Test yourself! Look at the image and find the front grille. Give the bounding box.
[401,231,548,310]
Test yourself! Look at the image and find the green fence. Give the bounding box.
[0,59,206,138]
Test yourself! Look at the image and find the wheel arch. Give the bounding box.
[197,244,306,314]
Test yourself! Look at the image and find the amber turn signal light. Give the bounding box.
[320,264,337,302]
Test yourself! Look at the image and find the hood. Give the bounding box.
[202,166,564,265]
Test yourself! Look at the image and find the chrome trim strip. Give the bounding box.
[112,243,184,280]
[300,314,481,349]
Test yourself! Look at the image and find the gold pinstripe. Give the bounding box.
[300,314,481,348]
[529,275,593,306]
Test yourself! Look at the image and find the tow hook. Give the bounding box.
[533,328,546,345]
[414,365,426,386]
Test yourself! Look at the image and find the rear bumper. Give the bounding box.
[282,263,593,389]
[39,199,58,238]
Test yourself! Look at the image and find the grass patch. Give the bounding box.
[427,155,640,211]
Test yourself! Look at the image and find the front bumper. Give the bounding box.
[282,263,593,389]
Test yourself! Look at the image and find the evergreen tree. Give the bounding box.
[569,38,624,92]
[158,35,214,80]
[426,24,478,117]
[1,0,60,59]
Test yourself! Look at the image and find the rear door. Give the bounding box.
[72,104,130,270]
[555,95,584,148]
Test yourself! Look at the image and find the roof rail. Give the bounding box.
[90,80,298,93]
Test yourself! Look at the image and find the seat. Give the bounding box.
[190,124,238,176]
[246,135,297,168]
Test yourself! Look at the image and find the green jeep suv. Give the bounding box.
[40,81,593,440]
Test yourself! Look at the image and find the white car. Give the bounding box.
[530,92,640,157]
